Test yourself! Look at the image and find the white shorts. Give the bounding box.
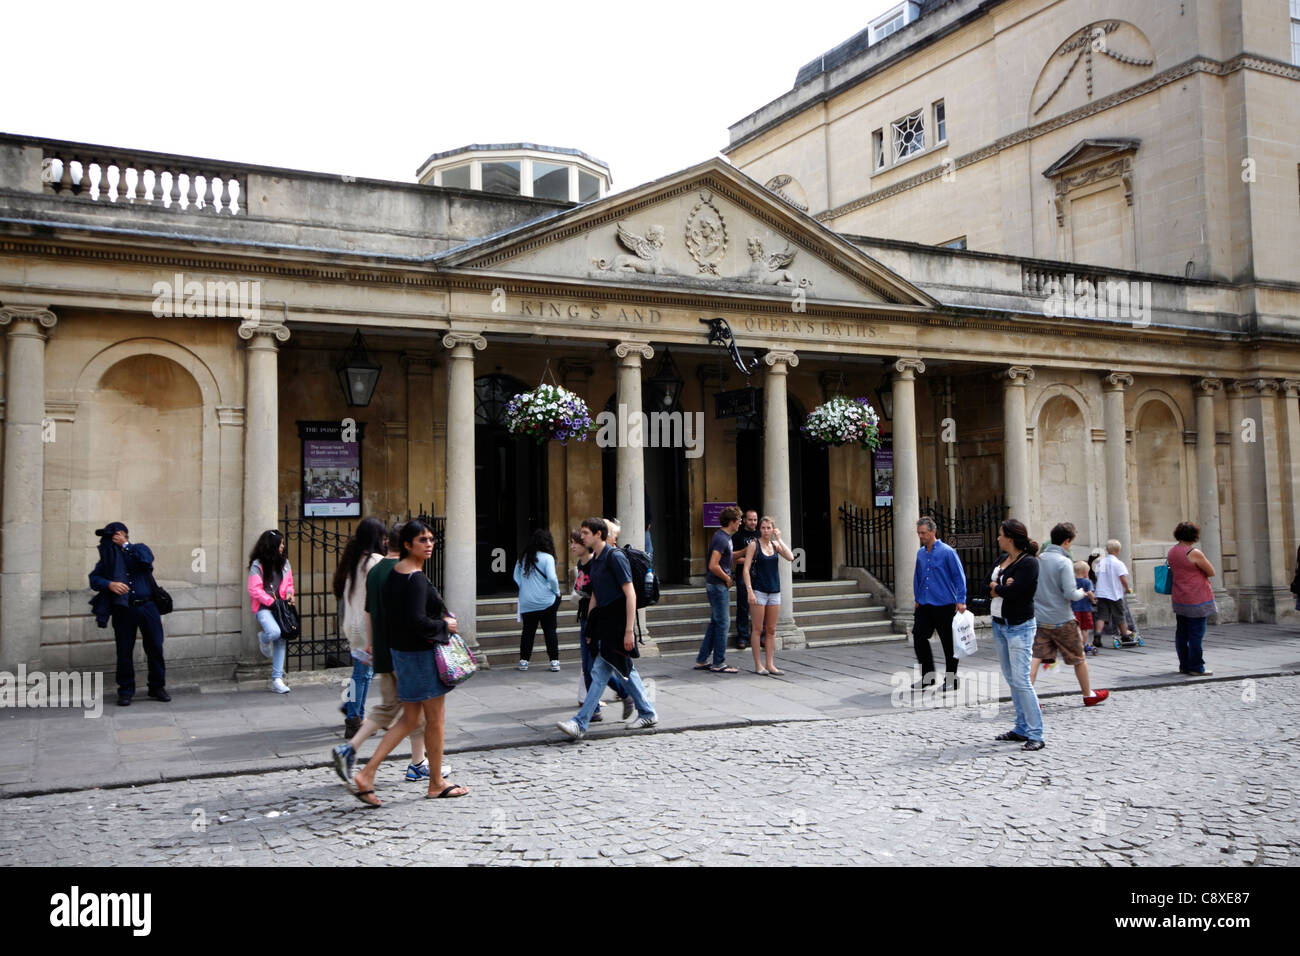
[751,590,781,607]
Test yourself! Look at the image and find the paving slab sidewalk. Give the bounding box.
[2,622,1296,797]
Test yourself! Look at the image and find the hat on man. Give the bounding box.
[94,521,129,538]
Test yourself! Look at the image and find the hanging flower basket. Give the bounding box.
[504,384,596,445]
[801,396,882,450]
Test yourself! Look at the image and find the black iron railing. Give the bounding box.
[839,502,893,590]
[277,506,445,671]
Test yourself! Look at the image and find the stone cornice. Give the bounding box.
[816,53,1300,223]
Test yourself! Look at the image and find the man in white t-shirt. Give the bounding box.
[1093,538,1133,642]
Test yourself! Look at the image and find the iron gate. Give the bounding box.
[278,506,445,671]
[839,497,1006,598]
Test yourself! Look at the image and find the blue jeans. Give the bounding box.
[579,617,626,700]
[1175,615,1207,672]
[697,580,730,666]
[573,654,655,731]
[992,618,1043,742]
[256,607,288,681]
[345,657,373,719]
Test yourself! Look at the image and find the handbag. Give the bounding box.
[148,572,174,615]
[951,609,978,659]
[435,632,478,686]
[270,597,300,641]
[1154,562,1172,595]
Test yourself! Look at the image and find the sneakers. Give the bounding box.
[556,719,585,740]
[343,716,362,738]
[271,678,291,694]
[1083,689,1110,707]
[621,696,635,721]
[942,674,960,692]
[1083,643,1098,656]
[404,758,454,780]
[258,636,273,659]
[628,716,658,730]
[549,660,561,672]
[331,743,356,783]
[591,708,604,722]
[518,660,529,671]
[995,731,1028,742]
[1186,668,1213,676]
[1021,739,1046,751]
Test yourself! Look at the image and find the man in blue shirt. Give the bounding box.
[89,521,169,707]
[557,517,658,740]
[912,516,967,691]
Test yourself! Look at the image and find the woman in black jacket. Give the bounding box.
[349,521,467,805]
[988,518,1045,751]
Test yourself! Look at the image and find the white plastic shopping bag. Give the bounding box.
[952,609,978,659]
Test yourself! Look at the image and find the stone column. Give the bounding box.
[763,349,805,648]
[442,332,486,652]
[1245,379,1290,618]
[1193,378,1233,621]
[1101,372,1134,562]
[236,317,289,677]
[891,358,925,634]
[0,306,56,670]
[999,366,1035,523]
[402,350,438,514]
[1226,381,1256,618]
[612,341,652,553]
[1280,380,1300,617]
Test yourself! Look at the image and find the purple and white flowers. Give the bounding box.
[505,384,596,445]
[801,396,881,450]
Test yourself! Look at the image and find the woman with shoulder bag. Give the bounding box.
[1168,521,1217,676]
[247,529,296,695]
[988,519,1044,751]
[332,516,389,736]
[349,520,468,806]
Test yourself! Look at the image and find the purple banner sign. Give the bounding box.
[702,501,738,528]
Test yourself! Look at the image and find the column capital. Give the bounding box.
[237,315,290,343]
[998,365,1036,385]
[400,349,439,373]
[1226,379,1249,397]
[1101,371,1134,390]
[764,349,799,370]
[893,357,925,378]
[1194,377,1224,396]
[1245,378,1280,397]
[0,306,57,334]
[441,331,486,352]
[1281,379,1300,397]
[611,340,653,361]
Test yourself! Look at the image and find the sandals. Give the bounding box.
[767,667,784,676]
[994,731,1028,742]
[754,667,769,675]
[351,774,381,807]
[428,783,469,798]
[693,662,713,670]
[709,665,739,674]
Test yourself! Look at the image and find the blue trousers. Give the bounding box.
[112,603,165,698]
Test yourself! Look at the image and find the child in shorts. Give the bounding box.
[1072,559,1097,655]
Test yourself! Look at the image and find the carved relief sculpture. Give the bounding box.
[739,235,810,289]
[1034,22,1154,116]
[683,190,728,275]
[592,222,671,275]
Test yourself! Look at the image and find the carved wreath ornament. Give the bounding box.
[684,190,728,275]
[1034,22,1154,116]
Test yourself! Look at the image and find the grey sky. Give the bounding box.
[5,0,897,194]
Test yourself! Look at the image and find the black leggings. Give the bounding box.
[520,595,562,661]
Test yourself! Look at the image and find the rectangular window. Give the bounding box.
[532,161,569,201]
[578,170,601,202]
[440,164,470,189]
[891,109,925,162]
[869,1,918,44]
[872,128,885,170]
[1293,0,1300,65]
[934,99,946,143]
[481,160,521,195]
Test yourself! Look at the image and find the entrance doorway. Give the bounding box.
[475,374,548,594]
[734,395,831,580]
[600,391,690,584]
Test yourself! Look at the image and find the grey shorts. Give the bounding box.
[1095,597,1127,630]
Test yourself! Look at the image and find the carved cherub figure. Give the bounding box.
[744,235,800,286]
[593,222,669,274]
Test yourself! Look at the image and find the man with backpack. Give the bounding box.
[557,517,658,740]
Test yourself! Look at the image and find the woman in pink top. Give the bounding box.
[1168,521,1216,676]
[247,529,296,693]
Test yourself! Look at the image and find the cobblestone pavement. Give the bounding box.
[2,676,1296,866]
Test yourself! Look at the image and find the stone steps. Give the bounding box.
[471,579,904,667]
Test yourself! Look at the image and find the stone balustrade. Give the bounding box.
[1021,266,1109,296]
[40,147,243,214]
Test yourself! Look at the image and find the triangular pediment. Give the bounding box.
[1042,138,1140,179]
[437,159,936,307]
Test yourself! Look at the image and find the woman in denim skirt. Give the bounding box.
[988,519,1045,751]
[349,520,468,805]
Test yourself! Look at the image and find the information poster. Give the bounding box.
[299,421,365,517]
[873,443,894,508]
[702,501,738,528]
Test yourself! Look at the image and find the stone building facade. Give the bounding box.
[1,4,1297,679]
